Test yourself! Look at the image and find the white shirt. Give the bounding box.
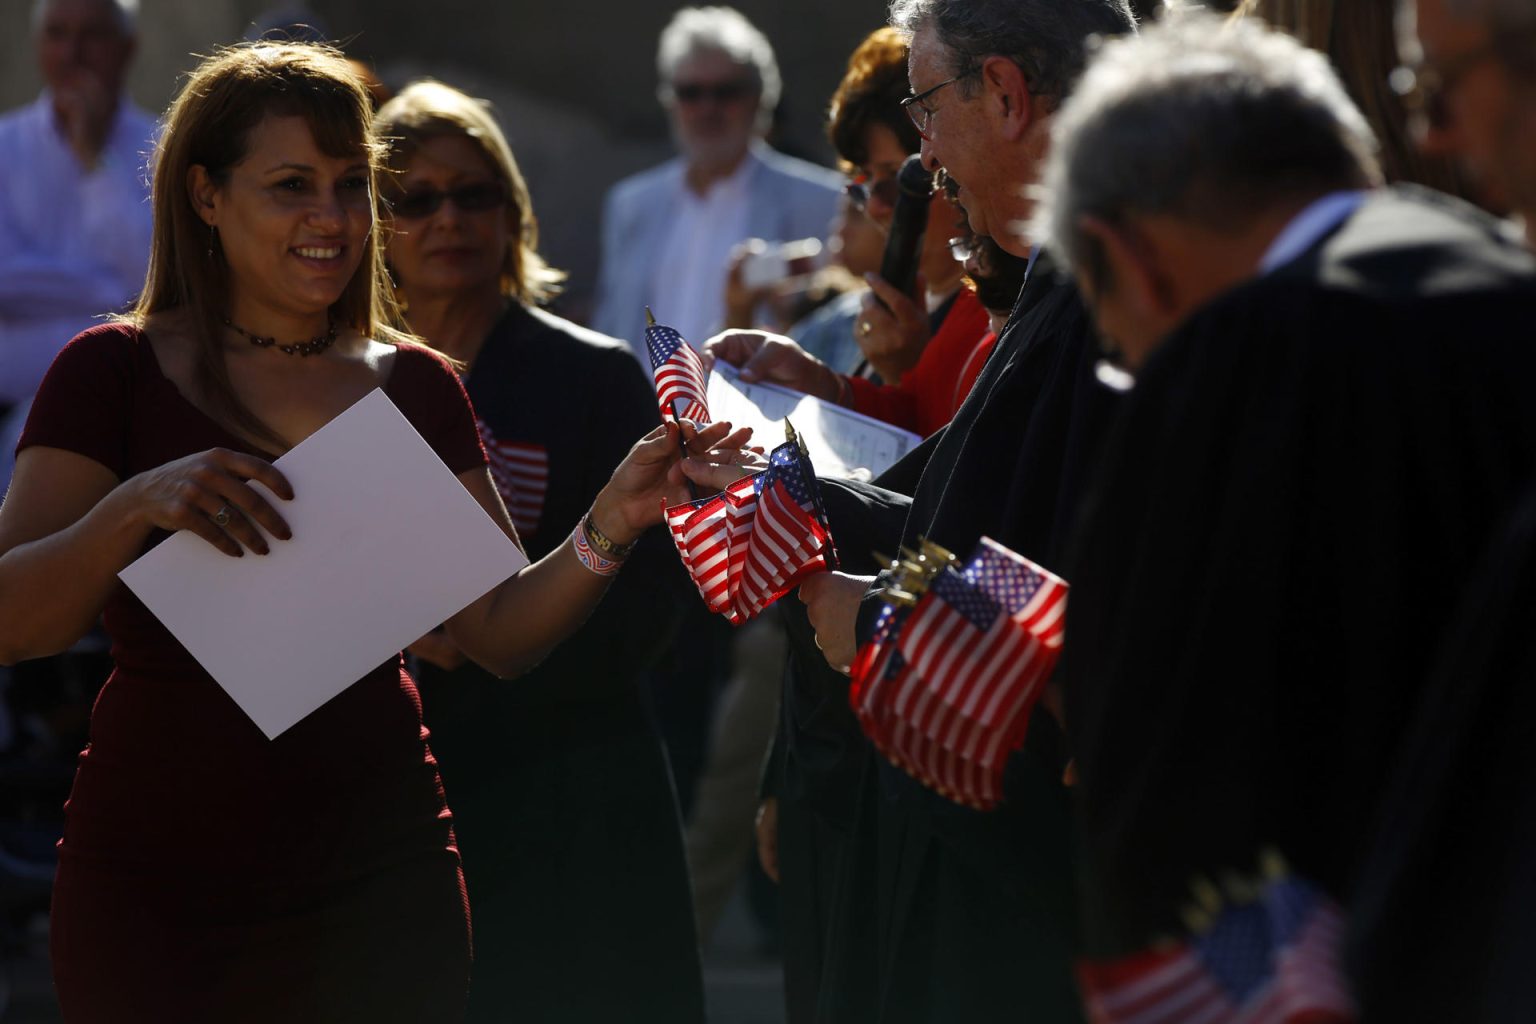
[650,153,755,348]
[1259,190,1367,276]
[0,92,157,405]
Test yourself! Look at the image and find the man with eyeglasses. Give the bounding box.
[726,0,1136,1020]
[1397,0,1536,247]
[591,6,840,353]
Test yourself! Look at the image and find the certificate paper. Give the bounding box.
[120,389,529,739]
[706,365,921,479]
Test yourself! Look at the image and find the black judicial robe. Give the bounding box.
[414,303,704,1024]
[772,251,1120,1022]
[1346,482,1536,1023]
[1061,186,1536,959]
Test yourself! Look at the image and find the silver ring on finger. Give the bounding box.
[212,504,233,527]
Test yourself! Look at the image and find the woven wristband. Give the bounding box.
[572,518,624,577]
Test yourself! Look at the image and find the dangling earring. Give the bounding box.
[207,224,218,260]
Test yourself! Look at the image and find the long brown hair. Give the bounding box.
[827,27,923,171]
[130,42,410,448]
[375,80,566,306]
[1230,0,1471,195]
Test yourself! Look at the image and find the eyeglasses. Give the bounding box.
[670,79,759,105]
[901,65,980,140]
[1391,42,1502,134]
[843,174,901,211]
[386,182,508,220]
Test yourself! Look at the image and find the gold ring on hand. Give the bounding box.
[212,505,233,527]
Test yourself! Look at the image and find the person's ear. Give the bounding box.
[982,56,1035,143]
[1078,213,1176,322]
[187,165,219,227]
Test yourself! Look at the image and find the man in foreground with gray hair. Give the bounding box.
[1033,10,1536,1016]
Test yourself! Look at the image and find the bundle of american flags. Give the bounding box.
[848,536,1067,810]
[643,310,710,425]
[664,428,837,626]
[1076,853,1356,1024]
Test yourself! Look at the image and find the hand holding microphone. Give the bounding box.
[857,154,936,381]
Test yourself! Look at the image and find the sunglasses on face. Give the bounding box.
[671,79,759,105]
[844,173,902,211]
[387,181,507,220]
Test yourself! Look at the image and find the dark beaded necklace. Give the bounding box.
[223,317,339,358]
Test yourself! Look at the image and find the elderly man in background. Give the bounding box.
[0,0,155,484]
[1032,10,1536,1016]
[591,5,841,352]
[1396,0,1536,245]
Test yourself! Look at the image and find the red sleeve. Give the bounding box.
[904,288,992,436]
[847,373,920,432]
[386,343,488,476]
[845,288,993,437]
[16,323,142,477]
[954,331,998,409]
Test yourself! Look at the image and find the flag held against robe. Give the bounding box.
[1076,856,1357,1024]
[848,536,1066,810]
[644,312,710,425]
[664,431,837,626]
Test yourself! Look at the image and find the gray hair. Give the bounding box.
[32,0,138,35]
[888,0,1137,102]
[1033,10,1381,284]
[657,6,782,121]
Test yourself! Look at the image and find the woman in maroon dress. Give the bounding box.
[0,44,740,1022]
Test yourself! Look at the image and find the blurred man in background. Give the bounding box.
[592,5,840,352]
[0,0,155,488]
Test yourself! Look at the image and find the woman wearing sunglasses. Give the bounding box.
[376,80,706,1023]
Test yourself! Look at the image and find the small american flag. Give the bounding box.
[1077,868,1356,1024]
[477,420,548,540]
[645,318,710,425]
[849,537,1066,809]
[665,439,835,625]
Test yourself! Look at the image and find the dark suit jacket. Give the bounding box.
[773,251,1120,1022]
[1061,186,1536,958]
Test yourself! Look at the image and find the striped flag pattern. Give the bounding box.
[477,420,549,540]
[849,537,1067,809]
[645,320,710,425]
[665,440,836,625]
[1077,870,1356,1024]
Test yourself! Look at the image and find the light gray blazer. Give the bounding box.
[591,142,843,356]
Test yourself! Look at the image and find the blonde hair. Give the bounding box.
[375,80,565,306]
[131,42,408,447]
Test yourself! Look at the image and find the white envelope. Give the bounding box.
[120,389,529,739]
[706,364,922,480]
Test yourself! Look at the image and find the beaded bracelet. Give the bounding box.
[571,518,624,577]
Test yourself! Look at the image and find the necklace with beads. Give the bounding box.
[223,317,339,358]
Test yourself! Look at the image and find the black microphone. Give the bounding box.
[876,154,935,303]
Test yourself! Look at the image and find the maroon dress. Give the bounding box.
[20,324,485,1023]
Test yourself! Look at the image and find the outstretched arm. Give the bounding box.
[445,420,752,677]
